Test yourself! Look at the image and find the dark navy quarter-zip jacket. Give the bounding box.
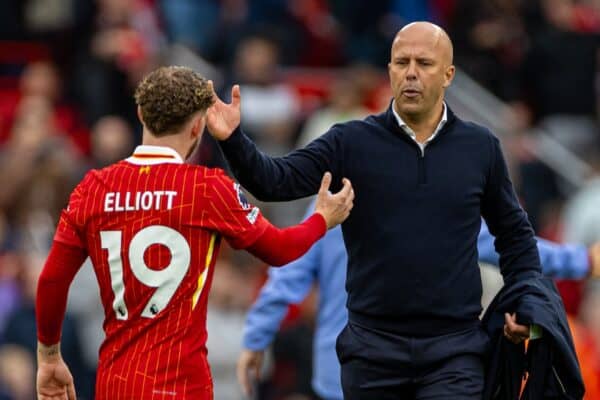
[220,103,542,336]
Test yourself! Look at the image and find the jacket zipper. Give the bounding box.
[417,147,426,185]
[396,121,449,186]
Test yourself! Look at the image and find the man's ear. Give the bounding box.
[443,65,455,89]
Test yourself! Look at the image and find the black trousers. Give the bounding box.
[336,321,489,400]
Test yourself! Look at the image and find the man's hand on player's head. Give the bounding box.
[315,172,354,229]
[206,81,241,141]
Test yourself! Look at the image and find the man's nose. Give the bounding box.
[405,60,417,80]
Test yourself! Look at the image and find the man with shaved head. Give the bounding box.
[207,22,547,399]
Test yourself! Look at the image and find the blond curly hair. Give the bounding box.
[134,66,214,136]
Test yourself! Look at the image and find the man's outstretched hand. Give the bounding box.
[206,81,241,141]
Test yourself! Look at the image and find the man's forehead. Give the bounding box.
[391,28,452,64]
[391,36,439,56]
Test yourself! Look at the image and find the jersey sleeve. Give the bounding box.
[200,171,269,249]
[53,175,89,249]
[36,241,88,345]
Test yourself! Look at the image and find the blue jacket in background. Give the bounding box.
[478,221,589,279]
[243,205,589,400]
[243,207,348,399]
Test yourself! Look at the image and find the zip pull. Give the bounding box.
[416,142,425,157]
[417,151,426,184]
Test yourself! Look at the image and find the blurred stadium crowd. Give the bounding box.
[1,0,600,399]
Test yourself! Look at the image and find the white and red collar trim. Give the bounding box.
[126,145,184,165]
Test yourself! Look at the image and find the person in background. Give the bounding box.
[296,71,369,149]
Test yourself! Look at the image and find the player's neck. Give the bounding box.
[142,130,192,161]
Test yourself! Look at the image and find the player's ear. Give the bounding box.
[191,114,205,139]
[137,106,145,125]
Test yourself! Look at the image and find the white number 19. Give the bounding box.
[100,225,191,319]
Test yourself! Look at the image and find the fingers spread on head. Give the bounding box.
[207,80,220,105]
[232,85,241,105]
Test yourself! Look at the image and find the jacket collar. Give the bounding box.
[384,98,456,137]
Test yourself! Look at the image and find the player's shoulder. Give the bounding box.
[173,164,231,184]
[197,164,226,174]
[98,159,207,178]
[198,167,238,192]
[76,161,120,188]
[74,167,104,193]
[88,160,128,178]
[172,164,236,194]
[189,166,249,211]
[74,160,144,191]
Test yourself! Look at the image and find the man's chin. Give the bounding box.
[396,102,423,116]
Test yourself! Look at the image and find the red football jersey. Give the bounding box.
[54,145,268,399]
